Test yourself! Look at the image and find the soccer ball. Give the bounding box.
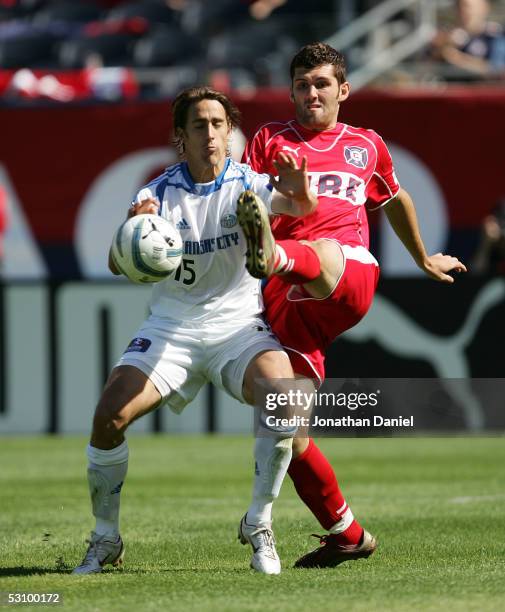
[110,214,183,284]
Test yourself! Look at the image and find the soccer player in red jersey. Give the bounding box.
[239,42,467,568]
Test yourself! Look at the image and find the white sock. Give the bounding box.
[87,440,129,537]
[329,504,355,534]
[272,244,288,274]
[247,436,293,527]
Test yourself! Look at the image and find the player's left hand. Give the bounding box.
[422,253,467,283]
[271,152,317,213]
[128,197,159,218]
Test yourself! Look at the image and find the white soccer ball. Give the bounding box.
[110,214,183,284]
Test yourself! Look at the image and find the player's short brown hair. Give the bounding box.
[172,86,242,155]
[290,42,347,84]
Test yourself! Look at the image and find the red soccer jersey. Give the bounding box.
[243,119,400,248]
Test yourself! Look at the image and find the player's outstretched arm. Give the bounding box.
[108,197,160,275]
[385,188,467,283]
[270,152,317,217]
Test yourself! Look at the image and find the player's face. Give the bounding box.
[180,99,231,181]
[291,64,350,131]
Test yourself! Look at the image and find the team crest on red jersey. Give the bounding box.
[344,146,368,169]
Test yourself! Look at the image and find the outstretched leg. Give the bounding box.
[237,190,343,299]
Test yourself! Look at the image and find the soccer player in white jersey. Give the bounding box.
[73,86,318,576]
[240,42,468,568]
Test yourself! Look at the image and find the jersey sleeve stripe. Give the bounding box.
[155,177,168,215]
[245,121,291,165]
[264,125,295,149]
[367,173,401,210]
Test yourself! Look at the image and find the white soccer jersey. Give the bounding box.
[134,158,273,324]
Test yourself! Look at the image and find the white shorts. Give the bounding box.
[116,315,287,413]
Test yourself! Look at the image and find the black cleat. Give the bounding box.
[294,530,377,569]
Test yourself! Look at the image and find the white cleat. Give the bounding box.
[238,514,281,575]
[72,531,125,575]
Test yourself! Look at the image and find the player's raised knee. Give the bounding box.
[308,239,344,277]
[300,239,344,298]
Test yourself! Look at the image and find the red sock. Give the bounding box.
[273,240,320,284]
[288,438,363,546]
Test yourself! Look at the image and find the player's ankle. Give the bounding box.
[329,520,363,546]
[94,518,119,538]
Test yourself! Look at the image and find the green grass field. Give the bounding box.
[1,436,504,611]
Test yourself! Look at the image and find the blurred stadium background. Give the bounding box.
[1,0,505,436]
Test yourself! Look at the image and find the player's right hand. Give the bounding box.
[128,197,159,218]
[271,152,317,215]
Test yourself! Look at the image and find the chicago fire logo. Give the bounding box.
[344,146,368,169]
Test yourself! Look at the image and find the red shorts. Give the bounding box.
[263,243,380,384]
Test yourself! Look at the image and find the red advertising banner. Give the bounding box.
[1,87,504,278]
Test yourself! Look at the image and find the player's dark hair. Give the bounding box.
[290,42,347,84]
[172,86,242,156]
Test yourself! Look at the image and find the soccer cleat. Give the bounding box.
[238,514,281,575]
[294,529,377,569]
[237,190,276,279]
[72,531,125,575]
